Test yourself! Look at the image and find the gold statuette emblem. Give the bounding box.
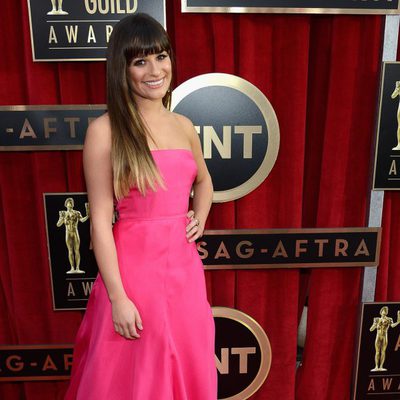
[56,198,89,274]
[391,81,400,151]
[47,0,68,15]
[370,306,400,371]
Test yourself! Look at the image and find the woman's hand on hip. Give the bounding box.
[186,210,203,243]
[111,296,143,339]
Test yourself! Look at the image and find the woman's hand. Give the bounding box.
[186,210,204,243]
[111,296,143,339]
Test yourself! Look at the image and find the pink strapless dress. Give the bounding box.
[65,149,217,400]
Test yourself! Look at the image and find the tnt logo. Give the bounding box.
[172,73,280,202]
[212,307,271,400]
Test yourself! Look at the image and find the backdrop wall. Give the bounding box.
[0,1,398,399]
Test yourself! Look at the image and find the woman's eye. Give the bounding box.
[133,59,145,66]
[157,53,168,61]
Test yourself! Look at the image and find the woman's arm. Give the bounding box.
[188,128,213,242]
[176,116,213,242]
[83,115,142,339]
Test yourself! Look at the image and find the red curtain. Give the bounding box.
[375,191,400,301]
[0,1,390,399]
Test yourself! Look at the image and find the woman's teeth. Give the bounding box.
[145,79,164,87]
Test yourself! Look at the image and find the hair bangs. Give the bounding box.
[124,23,170,63]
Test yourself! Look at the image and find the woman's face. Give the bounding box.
[127,51,172,103]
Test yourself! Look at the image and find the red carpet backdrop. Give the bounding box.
[0,0,399,399]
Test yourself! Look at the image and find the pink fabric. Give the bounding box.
[65,150,217,399]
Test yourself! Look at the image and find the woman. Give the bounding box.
[65,13,216,400]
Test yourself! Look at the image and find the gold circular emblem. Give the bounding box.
[212,306,272,399]
[172,73,280,202]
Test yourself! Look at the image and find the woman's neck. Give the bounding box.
[136,97,165,121]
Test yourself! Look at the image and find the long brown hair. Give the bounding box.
[107,13,173,199]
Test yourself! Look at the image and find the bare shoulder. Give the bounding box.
[84,112,112,165]
[172,112,195,133]
[171,112,197,144]
[85,112,111,147]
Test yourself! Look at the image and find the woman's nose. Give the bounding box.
[148,60,161,76]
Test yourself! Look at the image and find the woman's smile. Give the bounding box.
[143,77,165,88]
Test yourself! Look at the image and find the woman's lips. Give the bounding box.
[143,78,165,88]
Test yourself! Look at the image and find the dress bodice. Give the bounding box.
[115,149,197,220]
